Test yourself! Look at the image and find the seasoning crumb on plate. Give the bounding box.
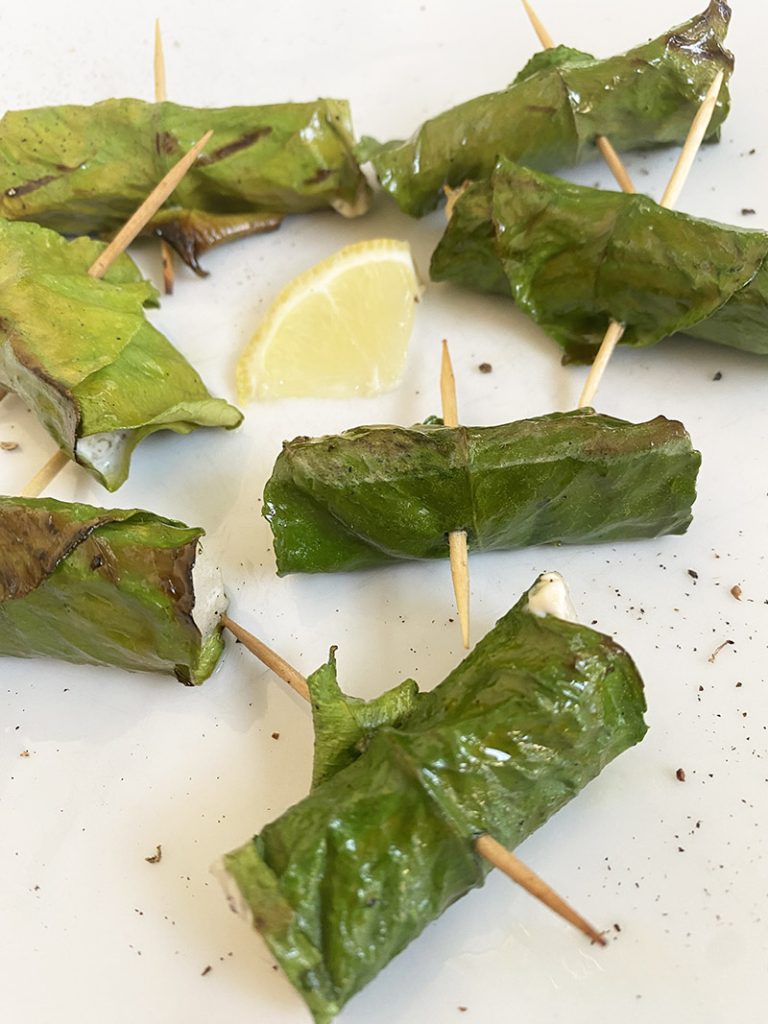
[708,639,734,663]
[0,440,18,450]
[478,362,492,373]
[676,768,686,782]
[730,584,742,600]
[145,845,162,864]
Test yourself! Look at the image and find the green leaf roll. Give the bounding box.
[0,220,242,490]
[431,159,768,361]
[263,409,700,575]
[0,496,227,684]
[361,2,733,217]
[0,98,370,272]
[219,574,648,1023]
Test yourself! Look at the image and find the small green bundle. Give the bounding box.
[263,409,700,574]
[220,574,647,1022]
[361,2,732,216]
[0,220,241,490]
[431,159,768,361]
[0,496,227,684]
[0,98,370,271]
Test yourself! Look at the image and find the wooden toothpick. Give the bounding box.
[153,19,167,106]
[220,614,605,945]
[220,615,311,702]
[521,0,555,47]
[18,132,214,498]
[577,70,724,409]
[474,834,606,945]
[154,19,175,295]
[87,129,212,280]
[441,340,470,649]
[658,70,725,210]
[19,451,69,497]
[520,0,635,194]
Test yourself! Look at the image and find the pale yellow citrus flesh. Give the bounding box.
[236,238,422,401]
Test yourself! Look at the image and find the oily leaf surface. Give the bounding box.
[363,2,733,216]
[263,409,700,574]
[222,584,647,1022]
[0,220,242,490]
[0,496,224,684]
[431,159,768,360]
[0,99,370,269]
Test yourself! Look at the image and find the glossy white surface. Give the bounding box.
[1,1,767,1021]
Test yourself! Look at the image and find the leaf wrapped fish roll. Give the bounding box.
[0,497,227,684]
[0,220,242,490]
[219,573,647,1022]
[431,159,768,361]
[263,409,700,575]
[0,98,370,271]
[361,2,732,216]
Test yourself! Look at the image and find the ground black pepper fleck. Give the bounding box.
[478,362,492,374]
[676,768,686,782]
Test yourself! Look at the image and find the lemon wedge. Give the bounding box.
[236,239,422,401]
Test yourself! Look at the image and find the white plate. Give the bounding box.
[1,1,766,1021]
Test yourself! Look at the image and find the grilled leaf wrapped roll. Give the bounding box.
[264,409,700,575]
[219,574,647,1023]
[0,98,370,272]
[432,159,768,360]
[0,220,242,490]
[0,497,227,684]
[361,2,733,217]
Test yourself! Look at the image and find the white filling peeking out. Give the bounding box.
[76,430,131,479]
[191,542,228,638]
[525,571,577,622]
[210,857,254,927]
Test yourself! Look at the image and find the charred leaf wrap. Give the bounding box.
[0,98,370,272]
[0,220,242,490]
[361,2,732,216]
[0,496,225,684]
[221,579,647,1022]
[264,409,700,574]
[431,159,768,360]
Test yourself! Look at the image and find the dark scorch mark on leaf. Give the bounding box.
[156,131,180,156]
[5,174,59,198]
[304,167,334,186]
[197,128,273,166]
